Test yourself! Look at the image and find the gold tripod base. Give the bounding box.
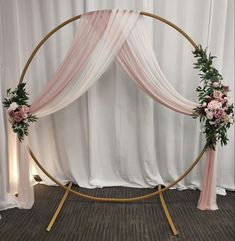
[46,183,178,236]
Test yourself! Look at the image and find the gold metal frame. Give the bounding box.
[18,11,203,236]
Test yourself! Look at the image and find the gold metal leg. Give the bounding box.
[158,185,178,236]
[46,182,73,232]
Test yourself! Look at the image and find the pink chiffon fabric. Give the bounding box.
[197,149,218,210]
[18,10,217,209]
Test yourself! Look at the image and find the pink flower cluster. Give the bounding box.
[199,83,234,125]
[8,102,30,123]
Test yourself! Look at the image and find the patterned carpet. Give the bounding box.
[0,184,234,241]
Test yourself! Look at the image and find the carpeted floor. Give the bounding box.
[0,184,234,241]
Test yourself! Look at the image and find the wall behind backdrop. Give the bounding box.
[0,0,234,210]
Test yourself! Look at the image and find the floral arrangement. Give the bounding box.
[2,83,37,141]
[192,45,234,149]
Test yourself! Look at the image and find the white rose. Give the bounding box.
[212,82,220,87]
[202,102,207,107]
[9,102,18,110]
[206,112,214,120]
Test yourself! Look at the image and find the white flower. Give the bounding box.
[212,82,220,87]
[7,102,19,112]
[206,112,214,120]
[202,102,207,107]
[10,102,18,110]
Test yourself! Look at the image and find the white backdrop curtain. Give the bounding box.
[0,0,234,211]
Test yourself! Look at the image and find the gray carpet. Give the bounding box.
[0,184,234,241]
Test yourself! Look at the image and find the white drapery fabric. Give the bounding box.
[0,0,234,211]
[117,19,196,115]
[0,86,19,209]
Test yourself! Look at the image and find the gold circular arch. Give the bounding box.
[19,10,205,203]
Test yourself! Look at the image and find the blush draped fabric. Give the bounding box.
[197,149,218,210]
[29,10,140,116]
[15,10,217,210]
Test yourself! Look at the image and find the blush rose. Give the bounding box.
[207,100,222,110]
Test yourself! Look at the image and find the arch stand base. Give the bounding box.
[29,146,206,236]
[46,183,178,236]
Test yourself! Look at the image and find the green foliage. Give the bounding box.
[3,83,29,108]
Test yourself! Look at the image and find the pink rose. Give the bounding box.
[223,85,230,92]
[21,105,30,113]
[213,90,223,99]
[218,97,225,104]
[212,82,219,87]
[13,111,24,123]
[19,109,28,119]
[9,110,15,120]
[224,96,233,107]
[207,100,222,110]
[213,108,225,120]
[21,112,28,119]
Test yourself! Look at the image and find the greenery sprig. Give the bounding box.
[192,45,234,149]
[3,83,38,141]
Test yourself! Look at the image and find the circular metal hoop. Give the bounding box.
[20,10,203,202]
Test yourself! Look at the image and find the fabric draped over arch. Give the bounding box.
[16,10,217,210]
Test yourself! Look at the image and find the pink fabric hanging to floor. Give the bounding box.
[197,149,218,210]
[16,10,218,210]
